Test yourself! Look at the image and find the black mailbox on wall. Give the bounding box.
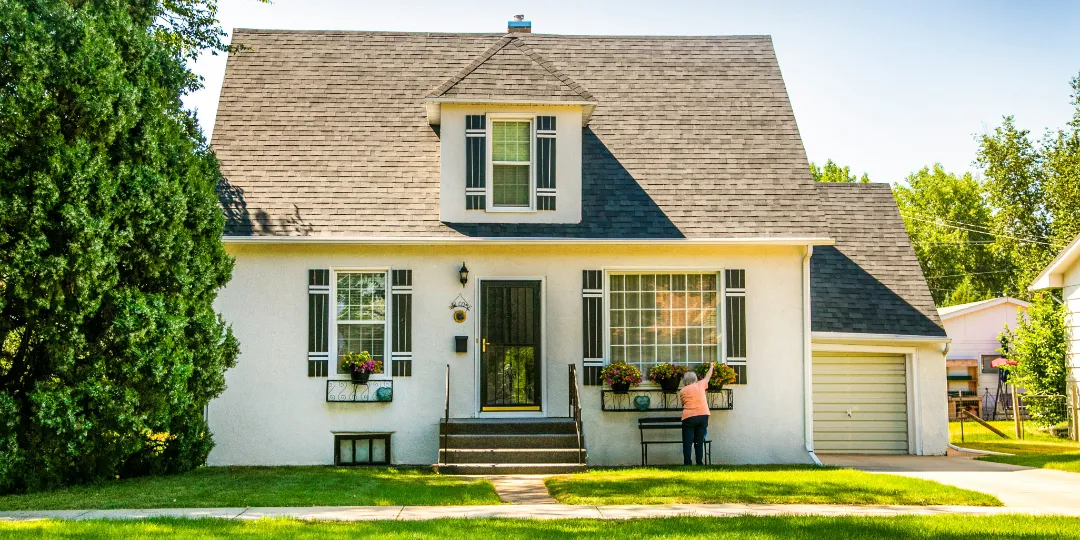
[454,336,468,354]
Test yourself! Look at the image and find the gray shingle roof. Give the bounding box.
[428,36,594,102]
[213,30,826,238]
[811,183,946,337]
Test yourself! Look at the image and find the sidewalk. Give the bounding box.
[2,503,1080,522]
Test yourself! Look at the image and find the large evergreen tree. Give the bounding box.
[0,0,239,492]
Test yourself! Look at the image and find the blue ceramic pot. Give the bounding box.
[375,386,393,402]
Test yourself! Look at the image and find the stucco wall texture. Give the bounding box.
[208,243,945,466]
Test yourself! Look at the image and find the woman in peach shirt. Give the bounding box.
[679,363,713,465]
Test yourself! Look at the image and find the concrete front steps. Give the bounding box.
[437,417,586,475]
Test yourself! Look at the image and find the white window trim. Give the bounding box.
[485,114,535,213]
[603,270,724,382]
[330,268,391,378]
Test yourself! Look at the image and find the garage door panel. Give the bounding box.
[813,431,909,442]
[812,356,905,365]
[812,353,909,454]
[813,364,907,376]
[814,411,908,422]
[814,440,909,452]
[813,420,908,432]
[814,403,909,413]
[813,382,907,394]
[812,392,907,404]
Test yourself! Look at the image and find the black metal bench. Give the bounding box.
[638,417,712,466]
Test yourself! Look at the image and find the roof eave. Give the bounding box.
[937,297,1030,321]
[1030,233,1080,290]
[811,331,951,344]
[222,235,835,246]
[425,98,598,126]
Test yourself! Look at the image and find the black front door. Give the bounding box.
[480,280,542,411]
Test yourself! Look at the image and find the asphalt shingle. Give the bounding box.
[811,183,946,337]
[213,30,825,238]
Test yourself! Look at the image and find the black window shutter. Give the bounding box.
[536,116,556,210]
[582,270,603,385]
[308,269,330,377]
[391,270,413,376]
[724,269,747,384]
[465,115,486,210]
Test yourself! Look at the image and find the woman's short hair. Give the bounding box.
[682,371,698,387]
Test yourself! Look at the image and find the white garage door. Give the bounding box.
[812,352,909,454]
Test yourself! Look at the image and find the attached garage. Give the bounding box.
[812,352,910,454]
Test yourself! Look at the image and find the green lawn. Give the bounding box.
[544,466,1000,506]
[0,467,500,510]
[950,420,1080,473]
[2,516,1080,539]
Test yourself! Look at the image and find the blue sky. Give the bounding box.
[186,0,1080,184]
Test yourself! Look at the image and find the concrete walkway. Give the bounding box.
[485,475,559,504]
[2,503,1080,522]
[820,454,1080,508]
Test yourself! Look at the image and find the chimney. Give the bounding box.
[507,14,531,34]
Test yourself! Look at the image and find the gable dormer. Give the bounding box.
[428,34,596,224]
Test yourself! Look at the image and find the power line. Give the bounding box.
[899,209,1052,241]
[914,241,996,245]
[901,214,1052,246]
[926,269,1014,279]
[899,210,1002,236]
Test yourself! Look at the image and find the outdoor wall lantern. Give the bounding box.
[458,262,469,287]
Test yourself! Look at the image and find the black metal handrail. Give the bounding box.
[569,363,585,464]
[441,363,450,464]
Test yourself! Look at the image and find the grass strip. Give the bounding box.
[2,515,1080,539]
[0,467,500,510]
[545,466,1001,506]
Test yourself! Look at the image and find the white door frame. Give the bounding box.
[472,276,548,418]
[810,343,922,455]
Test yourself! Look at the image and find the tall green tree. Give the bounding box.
[810,159,871,183]
[894,165,1006,306]
[1000,293,1067,427]
[0,0,241,492]
[977,73,1080,294]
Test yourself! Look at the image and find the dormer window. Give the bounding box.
[490,118,533,210]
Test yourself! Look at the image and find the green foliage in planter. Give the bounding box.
[694,363,738,389]
[601,361,642,387]
[647,363,687,383]
[0,0,251,493]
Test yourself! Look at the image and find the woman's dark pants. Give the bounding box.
[681,414,709,465]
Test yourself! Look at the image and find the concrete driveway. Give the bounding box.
[820,454,1080,508]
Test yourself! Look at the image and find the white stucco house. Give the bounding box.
[206,20,951,471]
[938,297,1028,418]
[1031,233,1080,440]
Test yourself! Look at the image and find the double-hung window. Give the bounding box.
[489,119,532,209]
[335,272,386,374]
[609,273,720,372]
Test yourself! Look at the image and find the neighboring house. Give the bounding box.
[937,297,1029,418]
[207,20,950,470]
[1031,233,1080,440]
